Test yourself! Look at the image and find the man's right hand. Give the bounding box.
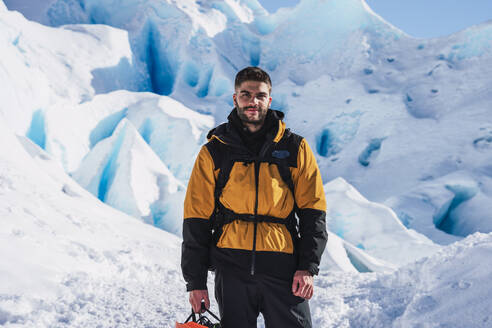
[189,289,210,313]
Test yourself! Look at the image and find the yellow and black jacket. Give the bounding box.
[181,109,327,291]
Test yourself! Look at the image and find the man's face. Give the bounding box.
[233,80,272,127]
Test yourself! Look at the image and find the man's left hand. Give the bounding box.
[291,270,314,300]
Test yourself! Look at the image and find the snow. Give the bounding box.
[41,89,213,176]
[1,0,492,326]
[72,118,186,235]
[0,7,143,135]
[3,109,492,326]
[311,232,492,327]
[323,178,439,267]
[0,114,197,325]
[320,231,396,274]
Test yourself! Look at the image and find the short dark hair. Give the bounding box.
[234,67,272,93]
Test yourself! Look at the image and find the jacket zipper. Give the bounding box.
[251,160,260,275]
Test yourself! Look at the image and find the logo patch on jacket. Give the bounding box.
[272,150,290,159]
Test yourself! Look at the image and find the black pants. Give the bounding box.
[214,267,312,328]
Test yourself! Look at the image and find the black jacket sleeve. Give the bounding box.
[181,219,212,291]
[181,146,216,291]
[297,208,327,275]
[292,139,328,275]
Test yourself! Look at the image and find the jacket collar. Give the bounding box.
[207,109,286,146]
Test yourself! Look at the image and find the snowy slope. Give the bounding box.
[1,3,215,237]
[0,5,213,175]
[0,116,192,326]
[72,118,186,235]
[311,232,492,327]
[2,127,491,327]
[278,27,492,244]
[324,178,439,267]
[2,107,492,327]
[0,6,143,135]
[41,90,214,177]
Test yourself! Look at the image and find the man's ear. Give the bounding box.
[269,96,272,108]
[233,93,237,103]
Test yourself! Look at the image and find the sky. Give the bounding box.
[258,0,492,38]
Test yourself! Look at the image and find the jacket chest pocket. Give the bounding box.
[220,162,256,214]
[257,162,294,219]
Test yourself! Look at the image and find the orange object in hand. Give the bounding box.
[175,321,209,328]
[176,303,221,328]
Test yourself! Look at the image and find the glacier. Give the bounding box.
[3,0,492,243]
[1,0,492,326]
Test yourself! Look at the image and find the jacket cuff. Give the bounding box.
[186,279,208,292]
[298,263,319,276]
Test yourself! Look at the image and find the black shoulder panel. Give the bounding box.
[205,139,226,170]
[206,122,227,140]
[205,122,230,170]
[272,129,303,168]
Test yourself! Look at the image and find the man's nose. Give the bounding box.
[249,97,259,106]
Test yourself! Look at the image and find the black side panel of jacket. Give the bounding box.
[297,208,328,275]
[181,218,212,291]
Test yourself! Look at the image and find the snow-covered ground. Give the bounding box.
[1,0,492,326]
[2,113,492,327]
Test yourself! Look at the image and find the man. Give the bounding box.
[181,67,327,328]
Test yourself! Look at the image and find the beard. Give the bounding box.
[235,100,268,126]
